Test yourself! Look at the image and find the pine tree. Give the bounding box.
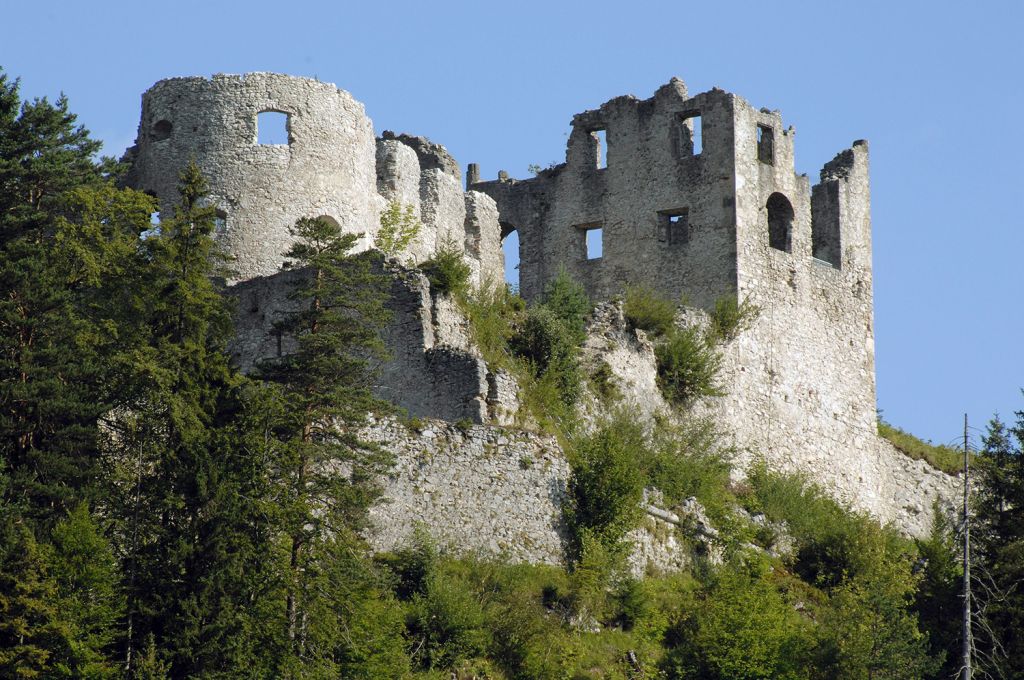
[117,161,272,677]
[255,216,394,673]
[0,69,140,529]
[0,506,75,677]
[973,414,1024,676]
[47,504,123,678]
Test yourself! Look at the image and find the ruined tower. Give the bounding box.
[123,72,380,281]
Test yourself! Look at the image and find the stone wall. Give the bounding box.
[124,73,379,282]
[362,417,568,564]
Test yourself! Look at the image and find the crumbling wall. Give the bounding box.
[125,74,504,288]
[473,79,738,306]
[376,131,504,287]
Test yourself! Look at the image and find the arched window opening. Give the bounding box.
[766,192,793,253]
[257,110,290,145]
[152,119,172,141]
[214,209,228,234]
[500,224,520,292]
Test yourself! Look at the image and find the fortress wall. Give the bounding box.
[362,418,569,564]
[125,73,379,282]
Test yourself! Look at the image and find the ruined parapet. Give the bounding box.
[124,73,378,282]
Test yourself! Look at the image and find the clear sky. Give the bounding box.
[4,0,1022,447]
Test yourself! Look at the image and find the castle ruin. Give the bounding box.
[122,72,957,564]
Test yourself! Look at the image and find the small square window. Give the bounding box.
[257,110,290,145]
[658,209,689,246]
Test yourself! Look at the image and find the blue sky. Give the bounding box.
[4,0,1022,446]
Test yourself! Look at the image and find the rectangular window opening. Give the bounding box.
[757,124,774,165]
[591,128,608,169]
[678,112,702,156]
[658,209,690,246]
[577,223,604,260]
[257,110,290,145]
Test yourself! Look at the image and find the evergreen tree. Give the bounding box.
[0,506,75,677]
[0,69,140,529]
[255,216,394,673]
[47,504,123,678]
[973,413,1024,676]
[117,162,271,678]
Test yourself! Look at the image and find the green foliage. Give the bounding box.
[255,215,396,670]
[912,505,959,677]
[818,547,940,679]
[589,361,621,403]
[511,306,583,407]
[460,279,525,368]
[708,294,759,342]
[0,69,144,529]
[663,564,817,679]
[376,200,421,259]
[623,284,677,337]
[47,505,123,678]
[422,240,472,297]
[655,326,723,406]
[0,515,74,678]
[642,418,734,521]
[565,420,647,556]
[409,569,491,670]
[878,419,965,474]
[542,266,591,345]
[971,412,1024,676]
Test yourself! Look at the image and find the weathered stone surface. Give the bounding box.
[473,81,959,538]
[362,417,568,564]
[125,73,379,282]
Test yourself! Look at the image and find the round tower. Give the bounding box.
[124,72,378,281]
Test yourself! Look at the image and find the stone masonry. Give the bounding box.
[124,73,958,563]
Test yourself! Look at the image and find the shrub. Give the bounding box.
[421,241,471,297]
[511,306,582,407]
[565,419,648,555]
[708,294,759,342]
[662,565,817,679]
[644,418,734,520]
[542,266,591,345]
[461,280,525,367]
[655,326,723,405]
[623,285,677,337]
[375,200,421,259]
[741,465,909,587]
[589,361,621,403]
[408,570,490,670]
